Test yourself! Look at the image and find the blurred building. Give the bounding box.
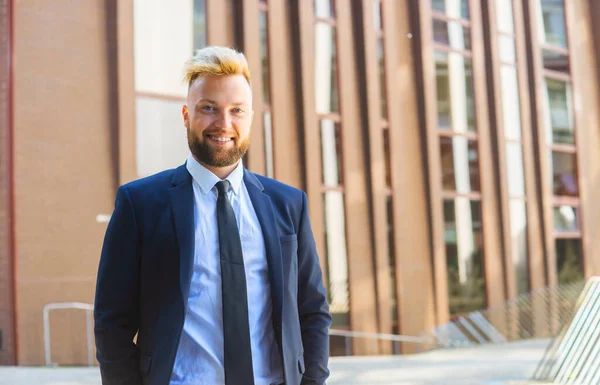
[2,0,600,365]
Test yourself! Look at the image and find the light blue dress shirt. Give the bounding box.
[169,154,283,385]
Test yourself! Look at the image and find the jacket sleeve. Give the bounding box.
[297,192,332,385]
[94,186,143,385]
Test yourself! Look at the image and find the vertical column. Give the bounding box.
[206,0,235,47]
[0,0,16,366]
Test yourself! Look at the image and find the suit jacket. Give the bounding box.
[94,164,332,385]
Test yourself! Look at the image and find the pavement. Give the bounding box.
[0,339,556,385]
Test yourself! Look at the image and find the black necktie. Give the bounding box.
[216,180,255,385]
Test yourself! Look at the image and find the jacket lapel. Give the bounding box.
[169,164,195,306]
[244,171,284,329]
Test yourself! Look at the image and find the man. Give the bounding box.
[94,46,331,385]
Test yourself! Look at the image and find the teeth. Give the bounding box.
[211,137,231,142]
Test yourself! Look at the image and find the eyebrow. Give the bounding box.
[196,99,248,107]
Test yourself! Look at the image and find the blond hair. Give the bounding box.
[183,46,251,87]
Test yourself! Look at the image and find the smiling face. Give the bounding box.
[182,74,253,174]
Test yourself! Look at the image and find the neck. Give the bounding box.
[195,156,240,180]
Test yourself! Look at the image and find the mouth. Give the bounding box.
[206,134,235,144]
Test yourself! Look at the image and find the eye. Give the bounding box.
[232,108,245,114]
[201,105,215,112]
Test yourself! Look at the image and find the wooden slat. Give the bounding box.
[513,0,545,293]
[295,0,328,291]
[359,0,392,354]
[471,0,506,310]
[117,0,138,185]
[388,0,436,351]
[269,0,302,188]
[336,0,378,355]
[206,0,235,46]
[483,0,517,299]
[524,0,558,287]
[240,0,266,175]
[567,0,600,277]
[416,0,449,325]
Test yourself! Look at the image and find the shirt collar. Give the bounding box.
[185,153,244,196]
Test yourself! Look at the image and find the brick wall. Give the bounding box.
[0,0,16,366]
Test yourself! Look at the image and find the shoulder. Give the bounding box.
[119,165,185,200]
[252,173,306,205]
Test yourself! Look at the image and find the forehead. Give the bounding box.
[188,74,252,105]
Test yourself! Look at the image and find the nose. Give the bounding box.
[214,110,231,129]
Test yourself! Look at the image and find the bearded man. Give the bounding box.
[93,46,331,385]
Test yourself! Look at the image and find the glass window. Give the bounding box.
[500,66,521,140]
[315,23,339,114]
[433,19,471,50]
[439,136,480,193]
[383,128,392,187]
[386,196,398,321]
[373,0,383,31]
[432,0,470,19]
[193,0,207,50]
[553,205,579,232]
[315,0,335,19]
[542,50,569,73]
[378,38,387,119]
[509,200,529,294]
[495,0,515,33]
[323,191,349,315]
[556,239,583,285]
[444,199,485,314]
[506,143,526,198]
[544,78,574,145]
[551,151,578,197]
[498,35,516,63]
[320,120,343,186]
[539,0,567,48]
[435,51,475,132]
[136,97,189,177]
[259,10,270,104]
[263,111,274,178]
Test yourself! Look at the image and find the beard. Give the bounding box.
[187,127,250,168]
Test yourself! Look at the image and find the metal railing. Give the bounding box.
[533,277,600,384]
[43,302,95,367]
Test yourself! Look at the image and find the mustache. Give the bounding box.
[203,130,237,138]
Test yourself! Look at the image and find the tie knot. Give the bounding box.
[215,180,231,196]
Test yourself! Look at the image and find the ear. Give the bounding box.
[182,105,189,128]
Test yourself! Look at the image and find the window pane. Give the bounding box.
[259,11,270,104]
[496,0,514,33]
[386,196,398,322]
[136,97,189,177]
[440,136,480,193]
[433,19,471,51]
[553,205,579,232]
[263,111,274,178]
[373,0,383,31]
[378,38,387,119]
[315,0,334,18]
[383,128,392,187]
[315,22,339,114]
[432,0,470,19]
[544,78,574,145]
[556,239,583,285]
[509,200,529,294]
[498,35,516,63]
[435,51,475,132]
[500,66,521,140]
[542,49,569,73]
[551,151,578,197]
[444,199,485,315]
[538,0,567,48]
[506,142,525,198]
[193,0,207,50]
[321,120,343,186]
[323,191,349,315]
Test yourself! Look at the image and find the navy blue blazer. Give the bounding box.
[94,164,332,385]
